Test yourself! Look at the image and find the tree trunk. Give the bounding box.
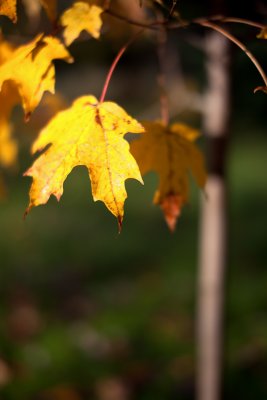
[196,31,231,400]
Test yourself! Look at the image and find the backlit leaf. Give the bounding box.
[0,0,17,22]
[0,34,73,118]
[24,95,144,229]
[131,121,207,231]
[60,1,103,46]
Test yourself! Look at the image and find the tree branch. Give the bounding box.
[105,9,160,30]
[197,20,267,88]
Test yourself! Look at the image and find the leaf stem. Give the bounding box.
[156,12,170,125]
[197,20,267,88]
[99,30,144,103]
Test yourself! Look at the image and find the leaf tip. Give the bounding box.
[160,194,183,232]
[55,192,61,202]
[117,215,123,233]
[23,206,31,219]
[67,55,74,64]
[23,168,30,177]
[24,112,32,123]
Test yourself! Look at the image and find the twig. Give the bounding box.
[169,0,178,18]
[212,16,265,29]
[156,13,169,125]
[100,30,144,103]
[197,20,267,88]
[105,9,161,30]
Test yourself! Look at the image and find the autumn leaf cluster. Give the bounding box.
[0,0,210,231]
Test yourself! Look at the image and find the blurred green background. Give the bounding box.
[1,1,267,399]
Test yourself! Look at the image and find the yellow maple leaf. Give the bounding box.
[0,0,17,22]
[24,95,144,228]
[130,121,207,231]
[0,34,73,118]
[60,1,103,46]
[40,0,57,21]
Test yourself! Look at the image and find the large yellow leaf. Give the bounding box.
[60,1,103,46]
[0,0,17,22]
[131,121,207,231]
[0,34,73,118]
[24,95,144,228]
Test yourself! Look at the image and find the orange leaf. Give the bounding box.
[24,95,144,229]
[131,121,207,231]
[0,0,17,22]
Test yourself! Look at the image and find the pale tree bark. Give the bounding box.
[196,31,231,400]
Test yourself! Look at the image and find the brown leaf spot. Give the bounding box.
[95,110,102,126]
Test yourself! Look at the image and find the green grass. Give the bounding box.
[0,133,267,399]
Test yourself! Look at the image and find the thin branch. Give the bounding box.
[105,9,161,30]
[197,20,267,88]
[212,16,265,29]
[156,13,170,125]
[168,15,265,30]
[103,9,267,92]
[100,30,144,103]
[169,0,178,18]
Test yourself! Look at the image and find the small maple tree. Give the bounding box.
[0,0,266,232]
